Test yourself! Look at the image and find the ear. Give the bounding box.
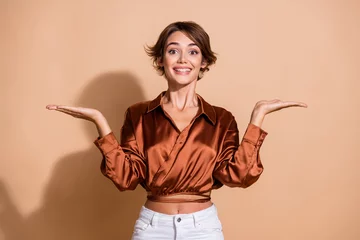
[157,58,163,67]
[201,59,207,69]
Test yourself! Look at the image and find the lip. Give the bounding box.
[173,67,192,75]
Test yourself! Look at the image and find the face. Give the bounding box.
[160,31,206,87]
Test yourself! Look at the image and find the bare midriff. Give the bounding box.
[144,191,213,214]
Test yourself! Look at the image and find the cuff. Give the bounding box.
[243,123,268,146]
[94,132,120,155]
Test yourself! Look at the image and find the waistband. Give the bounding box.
[138,204,218,227]
[147,192,211,203]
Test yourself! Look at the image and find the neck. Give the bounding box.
[164,81,198,111]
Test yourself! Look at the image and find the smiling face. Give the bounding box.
[160,31,207,87]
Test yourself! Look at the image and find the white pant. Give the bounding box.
[131,204,224,240]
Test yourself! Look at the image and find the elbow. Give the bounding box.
[112,178,137,191]
[226,176,261,188]
[239,175,261,188]
[111,175,139,191]
[225,167,264,188]
[239,167,264,188]
[100,166,139,191]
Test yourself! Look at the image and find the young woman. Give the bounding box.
[47,21,307,239]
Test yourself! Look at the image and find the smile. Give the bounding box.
[173,68,191,73]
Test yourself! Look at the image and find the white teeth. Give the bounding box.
[174,68,191,72]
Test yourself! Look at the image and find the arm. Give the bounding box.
[46,104,147,191]
[213,117,268,188]
[213,98,307,188]
[94,108,146,191]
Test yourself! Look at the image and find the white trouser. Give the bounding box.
[131,204,224,240]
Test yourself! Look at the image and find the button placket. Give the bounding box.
[177,132,187,145]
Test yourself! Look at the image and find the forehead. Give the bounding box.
[166,31,197,46]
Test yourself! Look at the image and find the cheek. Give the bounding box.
[191,57,204,68]
[163,55,176,66]
[191,54,203,63]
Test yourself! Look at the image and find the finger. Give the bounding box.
[55,108,78,116]
[55,108,84,117]
[46,104,58,110]
[46,105,81,112]
[281,101,308,108]
[56,105,84,112]
[53,108,94,121]
[55,106,91,116]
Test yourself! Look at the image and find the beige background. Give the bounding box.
[1,0,359,239]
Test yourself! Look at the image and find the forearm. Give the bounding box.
[250,109,265,128]
[94,115,112,137]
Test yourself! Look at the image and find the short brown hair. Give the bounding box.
[145,21,217,80]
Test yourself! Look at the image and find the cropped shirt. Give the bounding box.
[94,92,268,203]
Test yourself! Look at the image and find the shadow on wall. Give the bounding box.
[0,72,147,240]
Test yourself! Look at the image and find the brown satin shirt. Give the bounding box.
[94,92,268,202]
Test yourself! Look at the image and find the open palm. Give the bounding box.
[255,99,308,115]
[46,105,103,123]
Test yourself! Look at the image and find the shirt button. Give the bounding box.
[177,217,181,222]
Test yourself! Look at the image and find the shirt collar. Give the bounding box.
[146,91,216,125]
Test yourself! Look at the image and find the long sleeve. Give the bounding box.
[94,109,146,191]
[213,117,268,188]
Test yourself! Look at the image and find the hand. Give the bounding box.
[46,104,112,136]
[46,104,104,123]
[250,99,308,127]
[254,99,308,115]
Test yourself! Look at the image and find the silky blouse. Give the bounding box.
[94,92,268,202]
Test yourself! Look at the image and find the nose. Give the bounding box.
[177,52,187,63]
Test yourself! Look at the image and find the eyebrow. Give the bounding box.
[166,42,198,48]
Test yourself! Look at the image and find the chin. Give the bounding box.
[167,75,197,86]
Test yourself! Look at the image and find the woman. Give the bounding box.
[46,21,307,239]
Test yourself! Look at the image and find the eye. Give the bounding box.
[168,49,178,54]
[189,50,199,55]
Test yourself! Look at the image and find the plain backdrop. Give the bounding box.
[1,0,359,239]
